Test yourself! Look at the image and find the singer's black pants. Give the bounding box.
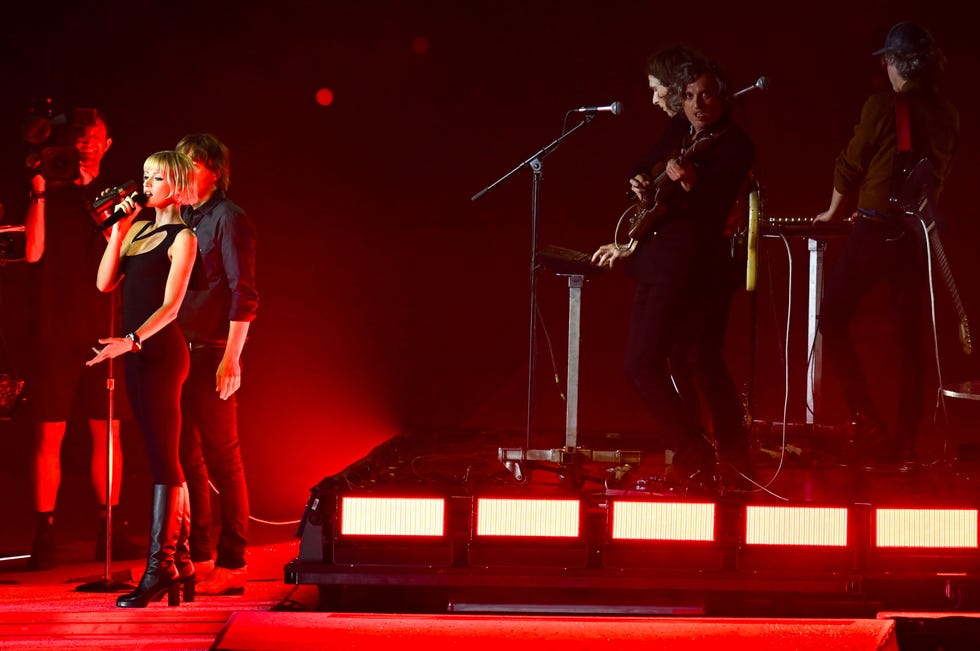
[124,324,188,486]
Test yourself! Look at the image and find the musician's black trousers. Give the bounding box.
[674,239,747,457]
[625,237,745,463]
[818,217,928,455]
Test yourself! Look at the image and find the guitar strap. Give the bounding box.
[893,92,918,210]
[894,94,973,355]
[892,92,926,228]
[894,92,912,153]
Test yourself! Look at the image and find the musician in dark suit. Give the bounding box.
[593,57,754,484]
[813,22,959,465]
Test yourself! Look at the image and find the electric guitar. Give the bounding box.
[627,129,723,242]
[894,156,973,355]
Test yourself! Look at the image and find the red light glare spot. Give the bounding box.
[411,36,430,55]
[316,88,335,107]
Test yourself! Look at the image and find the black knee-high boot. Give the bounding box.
[117,485,182,608]
[174,483,195,602]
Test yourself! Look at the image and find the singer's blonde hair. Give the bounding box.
[143,150,197,205]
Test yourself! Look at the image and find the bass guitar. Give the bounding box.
[894,156,973,355]
[626,129,724,242]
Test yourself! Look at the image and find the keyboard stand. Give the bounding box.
[761,218,852,425]
[565,274,584,448]
[806,237,827,424]
[499,271,641,488]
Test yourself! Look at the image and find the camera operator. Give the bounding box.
[23,107,140,570]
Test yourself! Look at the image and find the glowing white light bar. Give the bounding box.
[875,508,978,549]
[745,506,848,547]
[611,501,715,541]
[340,496,445,537]
[476,498,580,538]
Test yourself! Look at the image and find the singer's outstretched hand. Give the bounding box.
[86,337,134,366]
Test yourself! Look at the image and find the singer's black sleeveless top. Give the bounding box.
[121,222,190,334]
[120,221,191,487]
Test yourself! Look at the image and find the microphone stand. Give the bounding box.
[472,113,597,448]
[77,289,134,593]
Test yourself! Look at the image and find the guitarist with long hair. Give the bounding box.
[592,56,754,486]
[813,22,959,467]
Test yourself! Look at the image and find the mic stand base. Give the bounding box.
[499,271,642,490]
[74,571,136,593]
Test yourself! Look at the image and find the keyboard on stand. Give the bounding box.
[536,245,604,276]
[761,215,853,238]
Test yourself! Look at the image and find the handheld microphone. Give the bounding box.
[571,101,624,115]
[96,192,147,231]
[92,179,140,214]
[733,77,770,98]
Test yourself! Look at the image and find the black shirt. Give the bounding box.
[37,178,115,347]
[177,191,258,344]
[626,115,755,283]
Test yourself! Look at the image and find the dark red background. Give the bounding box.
[1,1,977,523]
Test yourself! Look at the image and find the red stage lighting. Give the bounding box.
[316,88,335,107]
[331,495,452,567]
[866,508,979,574]
[475,498,580,538]
[874,508,978,549]
[603,500,723,571]
[340,496,445,537]
[469,498,587,568]
[745,505,849,547]
[411,36,430,55]
[610,501,716,542]
[738,505,856,573]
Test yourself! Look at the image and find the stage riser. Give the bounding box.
[287,429,980,615]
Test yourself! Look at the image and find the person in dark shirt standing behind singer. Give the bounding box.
[175,134,258,595]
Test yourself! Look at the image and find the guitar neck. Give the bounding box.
[928,228,968,320]
[926,226,973,355]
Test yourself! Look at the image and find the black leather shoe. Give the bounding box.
[116,569,180,608]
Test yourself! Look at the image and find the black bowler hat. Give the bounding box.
[872,21,934,56]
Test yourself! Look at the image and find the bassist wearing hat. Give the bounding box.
[813,22,959,466]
